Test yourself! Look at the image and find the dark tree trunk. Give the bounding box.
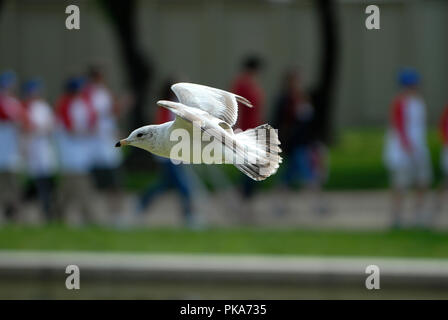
[100,0,152,130]
[311,0,339,145]
[100,0,154,169]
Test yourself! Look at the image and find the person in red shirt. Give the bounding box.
[440,104,448,176]
[384,68,432,228]
[439,104,448,209]
[230,56,265,221]
[231,56,264,131]
[0,71,27,222]
[55,77,98,224]
[22,79,57,222]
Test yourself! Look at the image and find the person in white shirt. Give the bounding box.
[55,76,97,224]
[0,71,27,222]
[22,79,57,222]
[84,66,125,222]
[384,68,432,228]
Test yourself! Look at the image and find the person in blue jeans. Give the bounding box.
[282,146,315,186]
[136,156,194,226]
[272,69,328,215]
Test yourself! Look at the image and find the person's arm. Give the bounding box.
[392,98,412,153]
[271,95,285,129]
[10,98,30,131]
[56,96,72,132]
[440,105,448,146]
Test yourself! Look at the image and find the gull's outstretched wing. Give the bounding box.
[171,82,252,127]
[157,100,277,181]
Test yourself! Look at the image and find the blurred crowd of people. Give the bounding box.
[0,56,329,228]
[231,56,329,220]
[0,66,126,225]
[1,59,446,229]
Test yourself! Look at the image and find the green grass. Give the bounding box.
[1,225,448,258]
[324,128,389,189]
[327,127,443,189]
[124,127,445,191]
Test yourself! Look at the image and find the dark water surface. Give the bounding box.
[1,278,447,299]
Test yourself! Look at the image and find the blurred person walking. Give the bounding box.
[22,79,57,222]
[135,79,197,228]
[436,102,448,213]
[272,69,328,215]
[0,71,28,222]
[55,77,98,225]
[384,68,432,228]
[83,65,125,223]
[230,55,265,221]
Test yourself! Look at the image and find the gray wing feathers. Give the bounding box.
[171,82,251,127]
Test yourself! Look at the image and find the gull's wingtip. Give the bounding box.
[170,82,186,90]
[157,100,177,109]
[236,95,253,108]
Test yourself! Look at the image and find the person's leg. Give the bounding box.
[440,175,448,212]
[435,148,448,214]
[297,147,313,185]
[3,172,21,222]
[137,161,173,214]
[107,168,125,219]
[242,176,256,198]
[56,174,75,224]
[93,166,125,223]
[413,157,433,227]
[390,168,408,228]
[65,174,84,224]
[414,184,428,227]
[443,175,448,200]
[77,174,98,224]
[34,176,54,222]
[305,145,328,214]
[281,148,302,188]
[271,148,303,218]
[391,188,404,227]
[0,172,10,221]
[166,163,194,224]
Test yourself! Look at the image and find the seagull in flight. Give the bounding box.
[116,82,282,181]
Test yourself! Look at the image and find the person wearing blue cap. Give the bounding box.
[22,79,57,222]
[0,71,28,222]
[383,68,432,228]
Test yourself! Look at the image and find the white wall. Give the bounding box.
[0,0,446,126]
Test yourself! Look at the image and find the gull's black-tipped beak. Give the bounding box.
[115,139,129,147]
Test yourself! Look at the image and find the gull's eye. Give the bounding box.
[137,133,143,138]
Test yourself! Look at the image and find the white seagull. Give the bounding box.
[116,82,282,181]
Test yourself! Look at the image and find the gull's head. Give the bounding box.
[115,125,157,152]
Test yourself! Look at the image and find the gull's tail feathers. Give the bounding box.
[234,124,282,181]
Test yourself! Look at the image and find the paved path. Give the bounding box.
[16,190,448,229]
[114,190,448,229]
